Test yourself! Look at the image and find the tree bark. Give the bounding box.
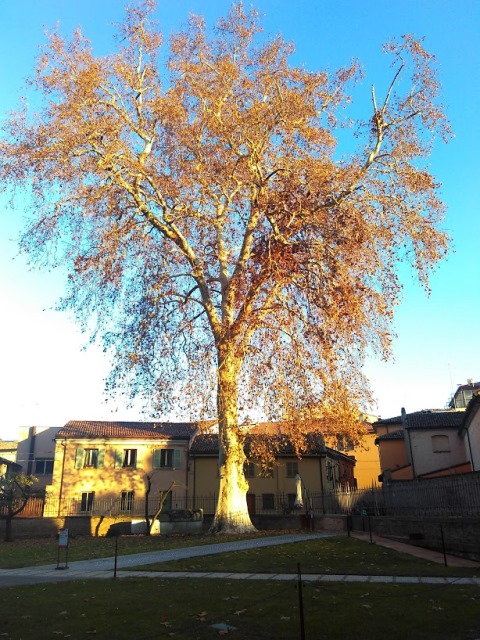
[210,343,256,533]
[4,517,13,543]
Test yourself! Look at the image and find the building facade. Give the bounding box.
[188,432,356,515]
[44,420,200,516]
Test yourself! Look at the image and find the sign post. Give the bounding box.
[56,528,69,570]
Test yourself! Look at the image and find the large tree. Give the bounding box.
[0,2,449,532]
[0,473,37,542]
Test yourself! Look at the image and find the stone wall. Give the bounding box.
[0,515,139,540]
[351,515,480,562]
[0,513,347,540]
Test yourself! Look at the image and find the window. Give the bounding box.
[336,436,354,452]
[84,449,99,468]
[80,491,95,512]
[286,461,298,478]
[326,461,338,482]
[258,462,274,478]
[122,449,137,468]
[432,435,450,453]
[75,447,104,470]
[120,490,135,512]
[153,448,181,469]
[34,459,54,475]
[262,493,275,510]
[244,462,255,478]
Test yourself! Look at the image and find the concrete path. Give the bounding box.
[1,531,479,589]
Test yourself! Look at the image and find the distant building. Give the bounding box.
[375,409,469,481]
[448,379,480,409]
[0,440,17,465]
[188,431,356,515]
[45,420,201,518]
[15,427,61,489]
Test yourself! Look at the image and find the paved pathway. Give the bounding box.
[1,532,479,589]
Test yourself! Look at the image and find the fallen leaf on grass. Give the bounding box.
[233,609,246,616]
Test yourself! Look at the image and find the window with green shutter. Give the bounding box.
[115,449,137,468]
[75,448,85,470]
[152,448,181,469]
[97,448,105,468]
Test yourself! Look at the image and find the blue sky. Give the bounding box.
[1,1,479,440]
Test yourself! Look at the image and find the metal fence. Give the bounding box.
[380,474,480,517]
[10,473,480,519]
[13,489,374,519]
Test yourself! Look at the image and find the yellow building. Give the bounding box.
[335,422,382,488]
[45,420,201,517]
[188,432,356,515]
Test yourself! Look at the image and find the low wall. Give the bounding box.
[1,513,348,540]
[350,515,480,562]
[0,516,141,540]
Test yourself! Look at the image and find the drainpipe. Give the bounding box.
[57,439,67,517]
[402,408,416,478]
[319,455,326,514]
[185,445,189,507]
[27,427,37,475]
[465,427,475,472]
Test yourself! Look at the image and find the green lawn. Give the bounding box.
[0,531,280,568]
[1,577,479,639]
[130,535,480,578]
[1,534,480,639]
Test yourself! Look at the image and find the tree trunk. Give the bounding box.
[210,344,256,534]
[144,474,152,536]
[4,516,13,543]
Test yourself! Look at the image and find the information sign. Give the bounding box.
[58,528,69,548]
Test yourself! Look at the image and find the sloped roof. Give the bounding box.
[56,420,201,441]
[376,410,464,430]
[0,441,17,451]
[376,430,405,443]
[190,432,338,457]
[0,456,21,471]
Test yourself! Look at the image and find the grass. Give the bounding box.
[0,531,280,569]
[1,577,480,639]
[1,534,480,639]
[130,535,480,578]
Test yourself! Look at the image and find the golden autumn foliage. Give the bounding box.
[0,2,450,531]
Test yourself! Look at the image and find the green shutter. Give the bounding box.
[173,449,181,470]
[74,448,84,470]
[114,449,123,468]
[153,449,161,469]
[97,448,105,469]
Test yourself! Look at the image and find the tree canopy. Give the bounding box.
[0,472,37,541]
[0,1,450,530]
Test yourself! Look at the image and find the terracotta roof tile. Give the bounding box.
[190,432,329,456]
[57,420,201,440]
[376,410,464,430]
[376,429,405,442]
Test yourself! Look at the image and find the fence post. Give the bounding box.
[297,563,306,640]
[440,524,448,567]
